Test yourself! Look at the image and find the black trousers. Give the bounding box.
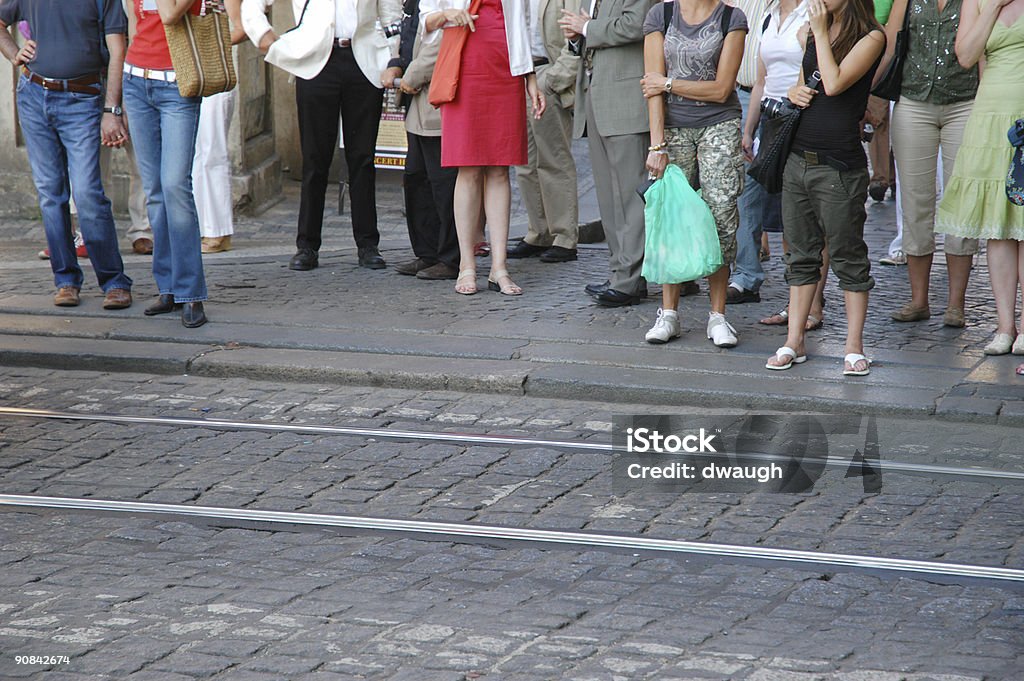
[295,46,383,252]
[404,132,459,268]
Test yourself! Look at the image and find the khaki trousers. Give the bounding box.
[516,66,579,249]
[890,97,978,257]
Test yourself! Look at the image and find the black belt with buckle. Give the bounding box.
[533,57,549,67]
[738,84,753,93]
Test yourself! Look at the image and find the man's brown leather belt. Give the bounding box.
[22,67,102,95]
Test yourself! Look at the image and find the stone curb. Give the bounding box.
[2,332,1009,424]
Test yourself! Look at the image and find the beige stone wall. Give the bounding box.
[0,23,283,218]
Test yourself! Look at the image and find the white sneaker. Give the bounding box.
[707,313,738,348]
[879,250,907,266]
[645,308,681,344]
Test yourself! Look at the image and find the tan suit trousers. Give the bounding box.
[516,65,579,249]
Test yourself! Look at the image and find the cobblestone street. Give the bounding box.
[2,143,1023,680]
[1,368,1022,680]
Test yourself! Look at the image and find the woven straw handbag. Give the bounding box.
[165,0,237,98]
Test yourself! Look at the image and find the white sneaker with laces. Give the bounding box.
[645,308,681,344]
[707,313,738,348]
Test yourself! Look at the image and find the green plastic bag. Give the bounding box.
[641,164,723,284]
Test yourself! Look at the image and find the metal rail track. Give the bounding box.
[1,406,1022,482]
[1,493,1022,584]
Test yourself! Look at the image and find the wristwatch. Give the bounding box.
[663,79,673,94]
[103,106,123,116]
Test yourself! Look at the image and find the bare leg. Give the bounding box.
[761,232,770,258]
[946,253,972,312]
[482,166,520,294]
[661,283,681,312]
[987,239,1019,336]
[766,283,817,367]
[454,167,484,293]
[906,253,933,309]
[708,265,729,315]
[844,289,869,372]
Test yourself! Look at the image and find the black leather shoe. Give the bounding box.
[585,280,611,297]
[289,248,318,271]
[507,240,547,259]
[144,294,178,316]
[358,247,386,269]
[181,302,207,328]
[726,286,761,304]
[540,246,578,263]
[595,288,644,307]
[681,281,700,297]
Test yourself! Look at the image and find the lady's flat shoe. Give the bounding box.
[201,236,232,254]
[1013,335,1024,355]
[181,302,207,328]
[943,307,965,328]
[984,333,1015,355]
[891,303,930,322]
[488,269,522,296]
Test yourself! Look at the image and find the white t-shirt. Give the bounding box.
[760,0,808,100]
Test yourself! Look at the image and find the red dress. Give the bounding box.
[440,0,528,167]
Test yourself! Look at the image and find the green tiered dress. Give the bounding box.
[937,5,1024,239]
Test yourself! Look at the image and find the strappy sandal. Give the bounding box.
[759,308,788,326]
[455,269,477,295]
[488,269,522,296]
[766,346,807,371]
[805,313,823,331]
[843,353,872,376]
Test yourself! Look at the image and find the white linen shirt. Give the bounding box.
[420,0,534,76]
[760,0,808,100]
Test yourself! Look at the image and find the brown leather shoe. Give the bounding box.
[132,238,154,255]
[416,262,459,280]
[54,287,80,307]
[102,288,132,310]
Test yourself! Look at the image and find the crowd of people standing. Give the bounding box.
[1,0,1022,375]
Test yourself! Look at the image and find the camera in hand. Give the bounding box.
[759,70,823,119]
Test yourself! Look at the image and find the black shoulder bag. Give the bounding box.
[871,0,911,101]
[746,70,822,194]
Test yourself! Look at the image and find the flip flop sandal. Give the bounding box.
[843,353,872,376]
[766,346,807,371]
[759,308,788,326]
[805,314,823,331]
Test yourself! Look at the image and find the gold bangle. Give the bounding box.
[648,142,666,151]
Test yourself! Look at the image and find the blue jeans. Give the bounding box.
[732,89,767,292]
[123,73,207,302]
[16,75,131,292]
